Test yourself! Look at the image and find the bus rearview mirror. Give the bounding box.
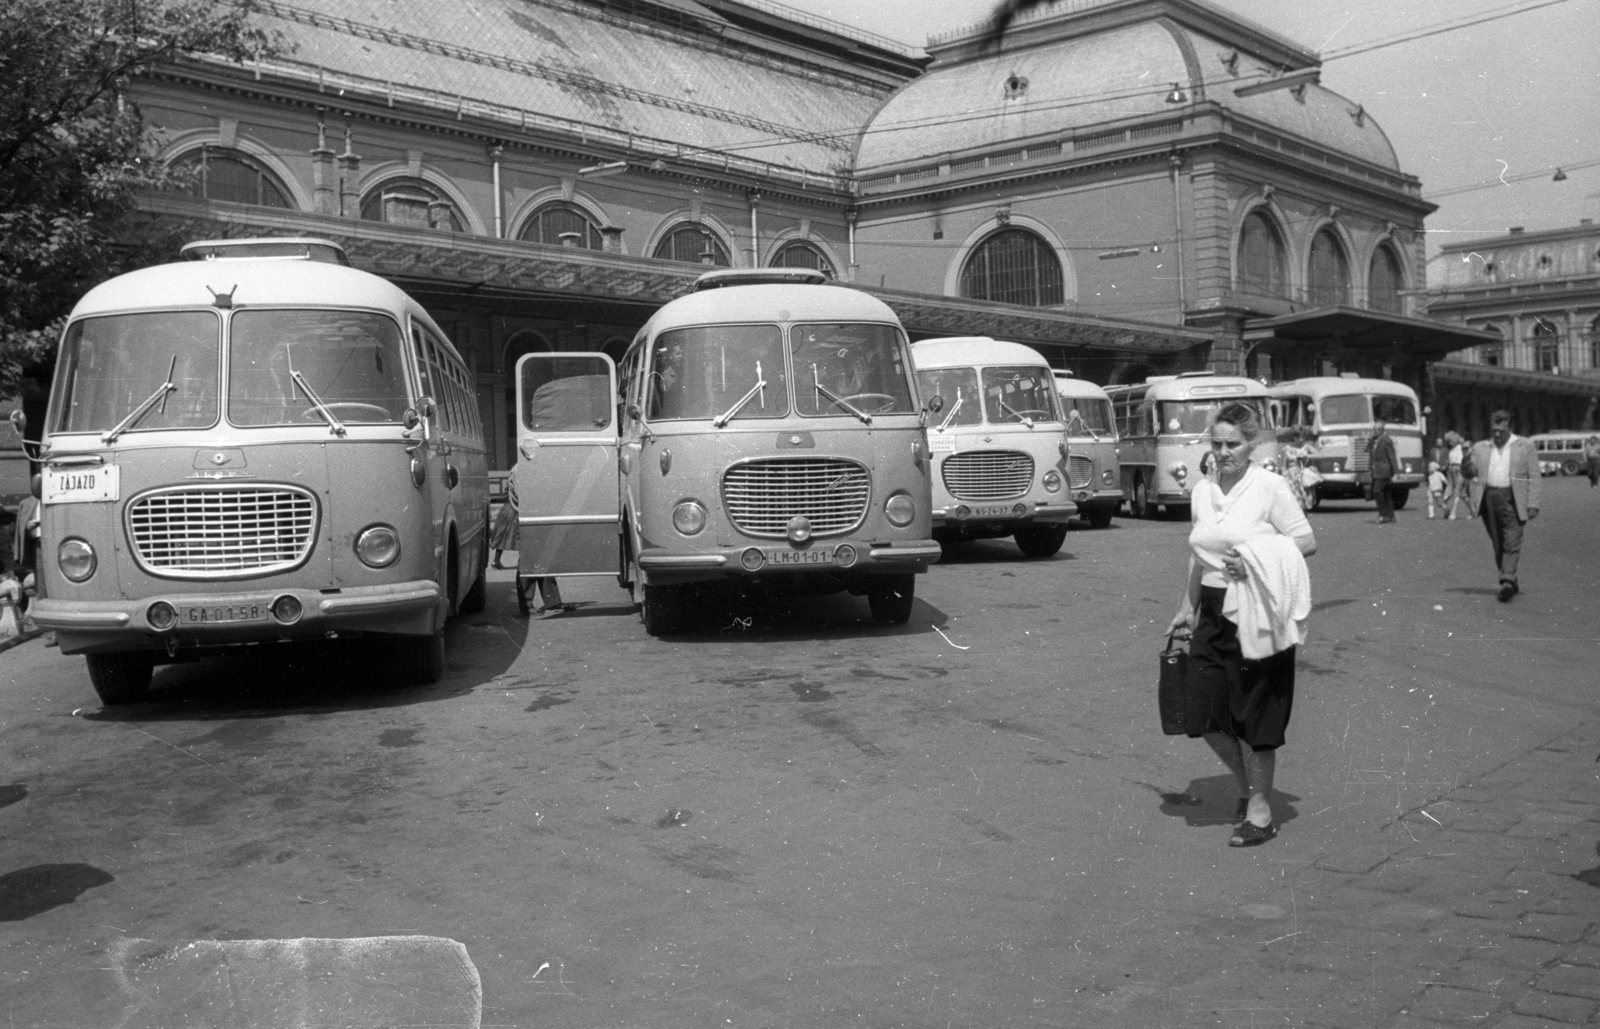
[925,395,944,413]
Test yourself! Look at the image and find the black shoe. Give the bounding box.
[1497,583,1515,602]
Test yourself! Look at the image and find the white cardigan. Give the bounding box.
[1221,534,1311,659]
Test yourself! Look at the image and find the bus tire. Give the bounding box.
[1562,458,1582,477]
[1131,479,1153,519]
[85,652,154,705]
[1014,524,1068,558]
[1083,504,1114,529]
[639,582,684,636]
[867,574,915,624]
[458,511,490,615]
[1390,486,1411,510]
[396,631,445,686]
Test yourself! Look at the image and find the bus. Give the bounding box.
[28,238,490,703]
[1530,430,1596,477]
[1267,376,1424,508]
[1103,372,1278,519]
[911,338,1075,557]
[592,268,939,635]
[1052,370,1123,528]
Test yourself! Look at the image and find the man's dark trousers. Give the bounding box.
[1480,485,1524,585]
[1373,478,1394,521]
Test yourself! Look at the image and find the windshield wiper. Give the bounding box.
[812,366,871,424]
[290,369,348,437]
[712,361,767,428]
[102,354,179,444]
[1067,410,1100,441]
[997,398,1034,428]
[937,394,964,432]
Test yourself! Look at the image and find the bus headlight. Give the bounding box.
[58,538,97,582]
[1042,470,1063,493]
[885,493,915,527]
[1170,463,1188,483]
[271,594,304,625]
[1102,469,1116,486]
[355,525,401,568]
[672,500,707,535]
[787,515,812,543]
[146,601,177,631]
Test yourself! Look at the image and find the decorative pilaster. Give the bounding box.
[309,110,337,216]
[337,118,362,218]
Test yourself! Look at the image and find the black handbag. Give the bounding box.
[1157,631,1189,735]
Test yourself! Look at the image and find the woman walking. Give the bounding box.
[490,478,520,569]
[1168,403,1316,847]
[1444,431,1467,518]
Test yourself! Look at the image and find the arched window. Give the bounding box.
[360,177,463,232]
[771,240,835,279]
[1531,317,1560,373]
[169,147,291,208]
[519,202,603,250]
[654,222,730,266]
[958,229,1063,306]
[1237,211,1287,298]
[1307,229,1351,307]
[1368,244,1405,314]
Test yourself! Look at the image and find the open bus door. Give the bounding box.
[512,352,619,614]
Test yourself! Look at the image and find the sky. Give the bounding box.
[775,0,1600,275]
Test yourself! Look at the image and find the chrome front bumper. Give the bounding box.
[931,500,1078,528]
[637,537,941,582]
[34,580,445,655]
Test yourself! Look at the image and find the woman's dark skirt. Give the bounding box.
[1185,584,1295,749]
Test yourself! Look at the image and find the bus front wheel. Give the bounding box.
[395,631,445,686]
[1082,504,1114,529]
[85,652,154,705]
[639,581,684,636]
[1131,479,1153,519]
[1390,487,1411,510]
[868,574,916,624]
[1014,524,1068,558]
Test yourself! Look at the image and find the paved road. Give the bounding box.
[1,477,1596,1028]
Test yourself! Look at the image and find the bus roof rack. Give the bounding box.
[179,237,351,266]
[692,268,828,291]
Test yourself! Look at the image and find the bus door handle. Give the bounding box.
[445,463,459,490]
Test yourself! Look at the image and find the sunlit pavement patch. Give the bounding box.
[109,935,481,1029]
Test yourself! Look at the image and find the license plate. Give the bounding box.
[970,504,1018,517]
[43,465,120,505]
[182,603,268,625]
[762,547,833,566]
[928,435,958,453]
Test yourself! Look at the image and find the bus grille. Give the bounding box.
[722,458,870,538]
[127,485,319,578]
[1067,455,1095,489]
[942,450,1034,501]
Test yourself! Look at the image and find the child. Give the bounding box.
[1426,460,1448,519]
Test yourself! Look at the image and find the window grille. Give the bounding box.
[959,230,1064,307]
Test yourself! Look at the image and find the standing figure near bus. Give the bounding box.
[1444,432,1467,518]
[1470,410,1541,602]
[1167,403,1315,848]
[1585,435,1600,487]
[1426,462,1448,519]
[1368,421,1399,524]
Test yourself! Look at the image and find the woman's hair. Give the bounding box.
[1213,402,1263,442]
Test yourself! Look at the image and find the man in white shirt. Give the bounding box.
[1468,410,1541,602]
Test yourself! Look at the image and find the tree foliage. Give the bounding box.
[0,0,277,398]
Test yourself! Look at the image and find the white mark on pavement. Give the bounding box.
[1421,809,1443,826]
[531,961,550,979]
[933,625,969,650]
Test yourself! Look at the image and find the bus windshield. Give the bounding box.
[53,311,220,433]
[982,366,1060,424]
[1371,395,1417,425]
[1064,397,1113,435]
[915,368,982,427]
[1319,394,1368,425]
[1159,398,1263,435]
[228,310,410,426]
[648,324,789,422]
[792,323,914,417]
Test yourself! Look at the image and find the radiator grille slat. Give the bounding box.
[127,487,318,577]
[1067,455,1094,489]
[722,458,870,538]
[942,450,1034,501]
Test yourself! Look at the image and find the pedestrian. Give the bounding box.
[1426,461,1448,519]
[1444,431,1467,519]
[1167,403,1316,848]
[1368,420,1399,523]
[1469,409,1541,602]
[1585,435,1600,488]
[492,476,566,611]
[1431,436,1446,471]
